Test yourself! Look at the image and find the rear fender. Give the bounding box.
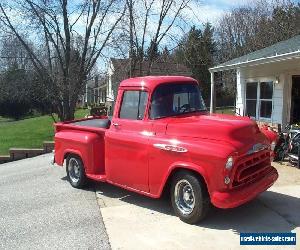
[54,145,83,167]
[63,149,84,166]
[54,131,104,175]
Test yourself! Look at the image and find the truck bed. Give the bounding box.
[54,117,109,176]
[55,117,110,134]
[70,118,111,128]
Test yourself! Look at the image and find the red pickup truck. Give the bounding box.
[54,76,278,224]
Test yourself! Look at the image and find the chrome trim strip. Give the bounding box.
[153,143,188,153]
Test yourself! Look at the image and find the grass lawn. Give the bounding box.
[215,107,235,115]
[0,109,89,155]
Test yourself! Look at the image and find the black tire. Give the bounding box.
[171,171,210,224]
[66,155,86,188]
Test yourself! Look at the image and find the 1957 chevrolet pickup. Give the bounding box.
[54,76,278,224]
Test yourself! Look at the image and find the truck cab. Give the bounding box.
[54,76,278,224]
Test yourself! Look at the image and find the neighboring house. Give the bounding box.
[83,77,95,105]
[209,35,300,129]
[82,75,106,106]
[104,58,192,114]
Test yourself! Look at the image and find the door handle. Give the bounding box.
[112,122,120,127]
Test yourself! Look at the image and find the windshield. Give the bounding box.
[150,83,207,119]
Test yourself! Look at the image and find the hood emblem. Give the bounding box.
[153,143,188,153]
[247,143,268,155]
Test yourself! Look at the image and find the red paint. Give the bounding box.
[260,125,279,159]
[54,76,278,209]
[260,125,278,143]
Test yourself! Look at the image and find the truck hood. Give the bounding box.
[166,113,269,154]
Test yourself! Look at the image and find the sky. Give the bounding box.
[190,0,249,24]
[193,0,300,24]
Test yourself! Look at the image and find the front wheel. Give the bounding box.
[66,155,86,188]
[171,171,210,224]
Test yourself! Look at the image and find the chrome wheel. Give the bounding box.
[68,158,81,183]
[174,179,195,215]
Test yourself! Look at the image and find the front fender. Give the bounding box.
[156,161,210,198]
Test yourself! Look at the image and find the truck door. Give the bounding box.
[105,88,151,192]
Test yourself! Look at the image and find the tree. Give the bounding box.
[174,23,216,102]
[0,34,53,119]
[146,40,160,61]
[161,46,170,61]
[0,0,126,121]
[215,0,300,64]
[124,0,192,75]
[0,65,33,119]
[0,35,32,70]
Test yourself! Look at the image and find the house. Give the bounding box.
[82,75,106,106]
[96,58,192,114]
[209,35,300,129]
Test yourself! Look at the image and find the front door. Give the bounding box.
[105,89,151,192]
[291,76,300,124]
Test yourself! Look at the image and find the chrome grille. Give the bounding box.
[232,151,272,187]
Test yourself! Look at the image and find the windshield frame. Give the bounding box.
[148,82,207,120]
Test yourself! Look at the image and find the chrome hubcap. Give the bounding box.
[174,179,195,215]
[68,158,80,183]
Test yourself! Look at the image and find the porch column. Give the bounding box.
[210,71,216,113]
[236,68,245,116]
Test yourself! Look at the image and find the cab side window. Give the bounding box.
[119,90,148,120]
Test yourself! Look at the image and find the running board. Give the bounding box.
[86,174,107,182]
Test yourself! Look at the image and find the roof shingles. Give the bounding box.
[213,35,300,70]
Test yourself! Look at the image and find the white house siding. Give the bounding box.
[236,59,300,126]
[271,74,284,124]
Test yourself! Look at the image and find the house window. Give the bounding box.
[119,90,148,120]
[246,82,258,118]
[259,82,273,118]
[245,81,273,120]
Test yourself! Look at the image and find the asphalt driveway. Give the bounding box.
[0,154,110,250]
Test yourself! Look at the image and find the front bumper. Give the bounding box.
[211,167,278,209]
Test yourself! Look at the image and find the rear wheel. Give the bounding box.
[171,171,210,224]
[66,155,86,188]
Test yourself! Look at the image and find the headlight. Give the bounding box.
[225,156,234,169]
[271,141,276,151]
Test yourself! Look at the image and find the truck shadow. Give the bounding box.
[95,182,299,234]
[200,191,299,234]
[60,175,98,194]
